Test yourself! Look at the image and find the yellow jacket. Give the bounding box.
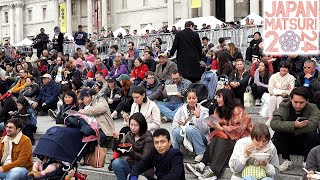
[10,74,31,93]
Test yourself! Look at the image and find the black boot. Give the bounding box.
[108,159,114,171]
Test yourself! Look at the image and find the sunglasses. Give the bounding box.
[304,66,312,69]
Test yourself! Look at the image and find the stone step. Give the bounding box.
[245,106,262,114]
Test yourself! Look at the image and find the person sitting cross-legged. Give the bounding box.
[271,87,320,172]
[128,128,185,180]
[172,88,209,162]
[229,123,280,180]
[157,70,192,123]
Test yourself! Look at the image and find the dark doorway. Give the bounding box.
[215,0,225,22]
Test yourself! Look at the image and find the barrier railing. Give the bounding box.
[1,26,263,59]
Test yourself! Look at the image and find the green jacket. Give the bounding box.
[270,98,320,135]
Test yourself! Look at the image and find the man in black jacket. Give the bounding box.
[129,128,185,180]
[170,21,202,83]
[34,28,49,58]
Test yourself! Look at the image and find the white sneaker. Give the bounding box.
[255,99,261,106]
[195,154,203,162]
[185,162,205,177]
[279,159,293,172]
[302,162,306,168]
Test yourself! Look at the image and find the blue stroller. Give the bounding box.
[29,126,88,180]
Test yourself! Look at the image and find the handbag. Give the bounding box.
[241,165,267,180]
[244,86,254,107]
[180,126,194,152]
[85,144,107,168]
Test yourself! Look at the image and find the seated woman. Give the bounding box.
[229,123,279,180]
[267,61,295,123]
[112,112,154,180]
[130,58,148,85]
[108,58,128,79]
[9,97,37,145]
[78,88,115,148]
[172,89,209,162]
[251,60,271,106]
[130,86,160,133]
[217,52,233,77]
[52,90,79,124]
[229,59,250,105]
[186,89,253,179]
[111,74,134,120]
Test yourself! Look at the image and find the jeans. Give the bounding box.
[172,126,207,155]
[156,101,182,120]
[112,158,131,180]
[243,176,273,180]
[0,167,28,180]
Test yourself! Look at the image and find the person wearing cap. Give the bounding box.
[74,25,87,52]
[155,53,177,83]
[170,21,202,83]
[52,26,63,53]
[34,74,60,116]
[106,77,122,112]
[110,74,134,119]
[34,28,49,58]
[9,70,31,96]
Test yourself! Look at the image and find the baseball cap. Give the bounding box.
[116,74,130,81]
[107,77,115,83]
[41,74,51,79]
[158,53,167,58]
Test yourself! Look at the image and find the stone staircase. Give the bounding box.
[33,106,305,180]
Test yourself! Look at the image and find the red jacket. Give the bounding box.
[131,64,148,80]
[87,64,108,78]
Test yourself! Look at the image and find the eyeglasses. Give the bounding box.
[304,66,312,69]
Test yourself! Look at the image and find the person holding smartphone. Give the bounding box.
[270,87,320,172]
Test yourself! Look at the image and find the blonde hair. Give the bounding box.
[228,43,236,57]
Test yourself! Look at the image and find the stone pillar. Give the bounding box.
[15,2,24,43]
[87,0,93,34]
[101,0,107,31]
[66,0,72,34]
[181,0,189,19]
[53,0,59,27]
[8,3,14,44]
[250,0,259,15]
[168,0,174,26]
[202,0,211,17]
[225,0,234,22]
[0,6,2,42]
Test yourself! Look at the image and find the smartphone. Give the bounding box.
[297,117,307,122]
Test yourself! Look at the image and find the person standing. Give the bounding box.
[170,21,202,83]
[34,28,49,58]
[73,25,88,52]
[52,26,64,53]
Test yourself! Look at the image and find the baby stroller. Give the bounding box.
[29,126,88,180]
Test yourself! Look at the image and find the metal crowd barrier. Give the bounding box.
[2,26,263,59]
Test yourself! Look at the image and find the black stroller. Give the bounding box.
[29,126,88,180]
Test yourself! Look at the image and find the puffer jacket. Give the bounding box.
[138,77,164,101]
[20,83,40,100]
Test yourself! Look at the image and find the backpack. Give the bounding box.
[188,83,208,103]
[200,71,218,99]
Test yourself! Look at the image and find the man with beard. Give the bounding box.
[34,28,49,58]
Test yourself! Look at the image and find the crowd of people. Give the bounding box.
[0,20,319,180]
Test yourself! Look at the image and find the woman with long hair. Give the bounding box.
[108,58,128,79]
[186,89,253,179]
[217,52,233,77]
[226,43,243,65]
[229,59,250,105]
[111,74,134,120]
[130,86,160,133]
[251,60,271,105]
[172,89,209,162]
[112,113,154,180]
[9,96,37,145]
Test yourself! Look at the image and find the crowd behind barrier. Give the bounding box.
[0,26,263,59]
